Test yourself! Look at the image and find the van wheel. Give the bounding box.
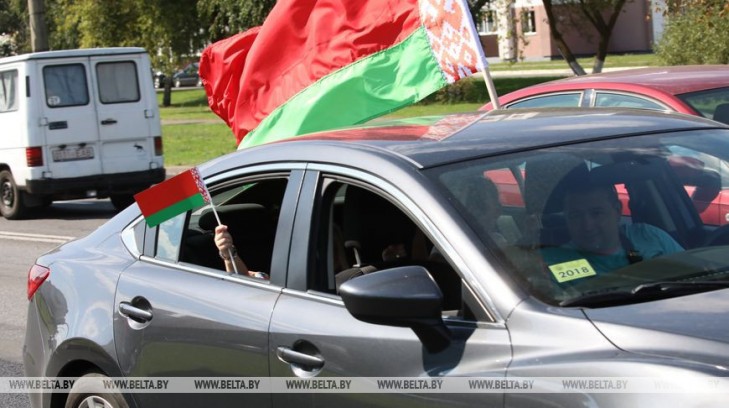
[110,194,135,211]
[65,373,129,408]
[0,170,27,219]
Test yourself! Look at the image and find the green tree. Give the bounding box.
[48,0,206,106]
[0,0,28,55]
[198,0,276,43]
[655,0,729,65]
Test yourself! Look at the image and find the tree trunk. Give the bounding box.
[543,0,587,76]
[581,0,628,74]
[27,0,49,52]
[163,77,172,107]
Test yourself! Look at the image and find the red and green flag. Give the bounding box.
[199,0,488,149]
[134,167,211,227]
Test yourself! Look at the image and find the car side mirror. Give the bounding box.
[339,265,451,353]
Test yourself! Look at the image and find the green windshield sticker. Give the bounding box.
[548,259,597,283]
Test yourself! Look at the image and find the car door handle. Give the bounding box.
[276,346,325,369]
[101,118,118,125]
[118,302,153,322]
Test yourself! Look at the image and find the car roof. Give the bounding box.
[203,108,726,175]
[515,65,729,95]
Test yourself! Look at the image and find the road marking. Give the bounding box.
[0,231,74,244]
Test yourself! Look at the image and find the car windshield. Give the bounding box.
[677,86,729,125]
[427,128,729,307]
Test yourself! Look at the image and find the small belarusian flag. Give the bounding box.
[199,0,490,149]
[134,167,211,227]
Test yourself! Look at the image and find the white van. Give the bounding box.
[0,47,165,219]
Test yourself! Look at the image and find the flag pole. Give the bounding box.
[192,166,239,274]
[482,67,501,109]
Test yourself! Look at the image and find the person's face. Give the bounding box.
[564,189,621,254]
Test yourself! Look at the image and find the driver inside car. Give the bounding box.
[540,180,684,282]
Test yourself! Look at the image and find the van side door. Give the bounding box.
[90,54,160,174]
[37,58,102,178]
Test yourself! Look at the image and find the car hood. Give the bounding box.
[583,288,729,368]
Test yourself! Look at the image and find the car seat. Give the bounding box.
[191,203,277,272]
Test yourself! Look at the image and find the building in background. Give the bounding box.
[478,0,667,61]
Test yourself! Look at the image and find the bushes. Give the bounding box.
[419,76,565,104]
[655,0,729,65]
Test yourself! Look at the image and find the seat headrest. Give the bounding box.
[524,153,586,215]
[198,203,270,232]
[713,103,729,125]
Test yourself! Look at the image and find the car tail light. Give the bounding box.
[27,264,50,300]
[154,136,163,156]
[26,146,43,167]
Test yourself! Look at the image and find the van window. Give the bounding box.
[96,61,140,104]
[43,64,89,107]
[0,70,18,112]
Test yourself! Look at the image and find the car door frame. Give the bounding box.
[114,164,305,408]
[268,164,514,407]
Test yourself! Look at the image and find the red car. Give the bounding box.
[481,65,729,125]
[481,66,729,225]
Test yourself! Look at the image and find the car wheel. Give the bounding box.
[110,194,135,211]
[0,170,27,219]
[65,373,129,408]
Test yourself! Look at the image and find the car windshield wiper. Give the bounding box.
[559,281,729,308]
[630,281,729,295]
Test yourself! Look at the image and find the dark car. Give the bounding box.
[171,62,201,88]
[24,109,729,408]
[152,69,165,88]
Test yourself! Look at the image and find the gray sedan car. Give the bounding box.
[24,108,729,407]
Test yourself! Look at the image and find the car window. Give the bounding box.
[43,64,89,107]
[426,129,729,307]
[309,178,464,312]
[151,175,289,277]
[668,145,729,226]
[507,92,582,109]
[96,61,140,104]
[594,92,666,110]
[0,69,18,112]
[677,87,729,125]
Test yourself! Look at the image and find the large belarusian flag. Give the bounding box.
[134,168,211,227]
[199,0,488,149]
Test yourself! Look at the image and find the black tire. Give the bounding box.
[110,194,135,211]
[65,373,130,408]
[0,169,27,219]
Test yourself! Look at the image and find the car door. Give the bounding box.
[113,167,303,407]
[269,168,512,407]
[91,54,159,174]
[37,57,102,178]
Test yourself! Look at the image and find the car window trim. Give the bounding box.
[591,90,673,111]
[138,254,284,292]
[205,164,305,289]
[130,163,305,288]
[301,163,503,323]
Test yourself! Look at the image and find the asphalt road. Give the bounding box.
[0,199,117,408]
